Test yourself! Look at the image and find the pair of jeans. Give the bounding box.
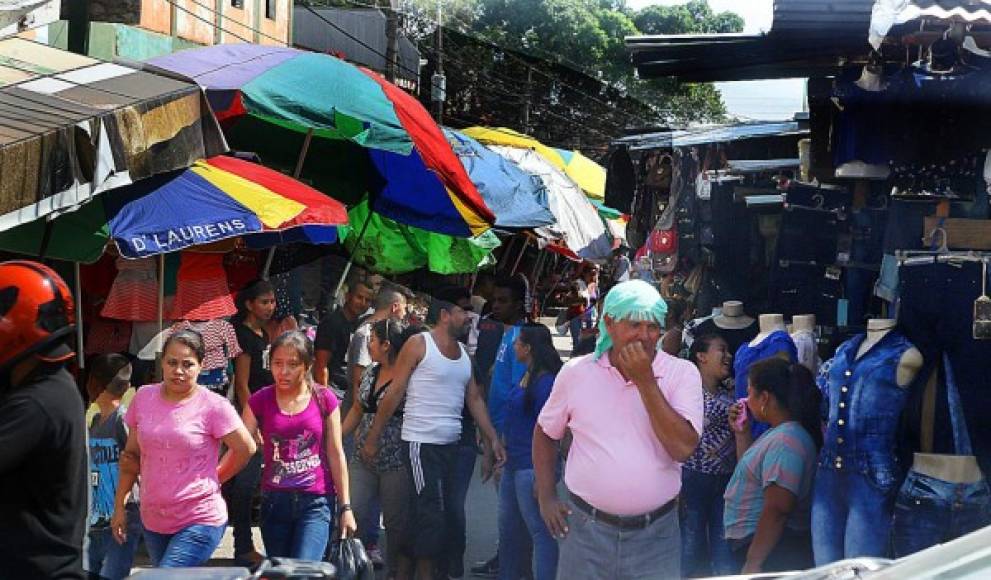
[710,182,752,303]
[144,523,227,568]
[260,491,332,561]
[891,470,991,557]
[557,498,680,580]
[498,469,558,580]
[444,442,478,576]
[768,261,841,326]
[811,467,896,565]
[350,459,410,575]
[225,451,263,557]
[776,205,839,265]
[845,209,887,326]
[679,470,734,577]
[898,262,991,475]
[86,504,143,579]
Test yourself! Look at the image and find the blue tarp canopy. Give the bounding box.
[444,129,555,230]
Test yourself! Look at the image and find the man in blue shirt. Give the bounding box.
[470,276,530,577]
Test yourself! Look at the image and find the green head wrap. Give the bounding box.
[594,280,668,359]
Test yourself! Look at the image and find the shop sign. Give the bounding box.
[122,218,258,258]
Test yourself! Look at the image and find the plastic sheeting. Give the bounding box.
[489,146,613,261]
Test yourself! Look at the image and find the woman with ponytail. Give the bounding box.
[241,331,356,561]
[722,357,820,575]
[498,324,563,580]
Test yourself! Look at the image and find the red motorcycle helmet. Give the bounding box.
[0,260,76,370]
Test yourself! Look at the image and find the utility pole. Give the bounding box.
[382,0,400,83]
[431,0,445,123]
[522,67,533,134]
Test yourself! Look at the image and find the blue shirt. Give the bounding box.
[488,324,527,434]
[734,330,798,438]
[504,372,555,471]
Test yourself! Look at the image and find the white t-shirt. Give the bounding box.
[401,332,472,445]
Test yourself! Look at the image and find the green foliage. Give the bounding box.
[634,0,744,35]
[401,0,742,124]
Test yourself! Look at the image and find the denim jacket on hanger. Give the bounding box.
[817,331,918,493]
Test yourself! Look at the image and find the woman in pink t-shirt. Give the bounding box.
[111,330,256,568]
[243,331,357,561]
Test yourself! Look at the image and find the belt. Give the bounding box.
[569,493,677,530]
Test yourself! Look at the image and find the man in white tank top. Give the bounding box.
[361,286,506,580]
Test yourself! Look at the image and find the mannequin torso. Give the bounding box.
[750,313,786,347]
[857,319,922,387]
[792,314,815,333]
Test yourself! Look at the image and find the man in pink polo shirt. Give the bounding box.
[534,280,703,580]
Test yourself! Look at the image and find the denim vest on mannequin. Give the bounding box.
[818,331,917,493]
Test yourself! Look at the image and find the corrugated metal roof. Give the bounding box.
[772,0,874,34]
[612,121,808,151]
[628,0,875,81]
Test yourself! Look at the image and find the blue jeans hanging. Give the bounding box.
[890,354,991,556]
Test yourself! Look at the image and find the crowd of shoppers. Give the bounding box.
[2,257,832,580]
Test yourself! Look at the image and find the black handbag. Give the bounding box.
[328,537,373,580]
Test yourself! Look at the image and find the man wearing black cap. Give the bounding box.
[0,261,87,579]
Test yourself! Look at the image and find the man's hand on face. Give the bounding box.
[617,341,655,387]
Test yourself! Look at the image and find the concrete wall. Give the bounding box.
[138,0,290,46]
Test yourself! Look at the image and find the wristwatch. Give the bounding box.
[339,503,352,514]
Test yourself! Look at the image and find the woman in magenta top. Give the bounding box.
[243,331,357,561]
[111,330,256,568]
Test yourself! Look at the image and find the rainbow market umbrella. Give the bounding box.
[0,156,348,263]
[444,129,555,230]
[463,126,607,200]
[148,44,494,238]
[555,149,607,200]
[487,145,613,261]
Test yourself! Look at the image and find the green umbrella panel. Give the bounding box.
[340,199,500,275]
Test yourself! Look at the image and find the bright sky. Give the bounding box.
[627,0,806,121]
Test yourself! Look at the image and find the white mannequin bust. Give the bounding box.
[792,314,816,333]
[713,301,755,330]
[750,313,786,346]
[855,63,887,92]
[856,319,923,387]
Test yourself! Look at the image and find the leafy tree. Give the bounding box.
[400,0,742,124]
[634,0,744,35]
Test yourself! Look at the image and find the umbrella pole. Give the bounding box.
[510,237,529,276]
[334,208,374,300]
[498,236,517,271]
[74,262,84,370]
[158,253,165,345]
[262,249,276,280]
[263,128,317,281]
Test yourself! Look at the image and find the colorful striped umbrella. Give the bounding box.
[555,149,607,200]
[0,156,348,263]
[463,127,607,199]
[148,44,494,237]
